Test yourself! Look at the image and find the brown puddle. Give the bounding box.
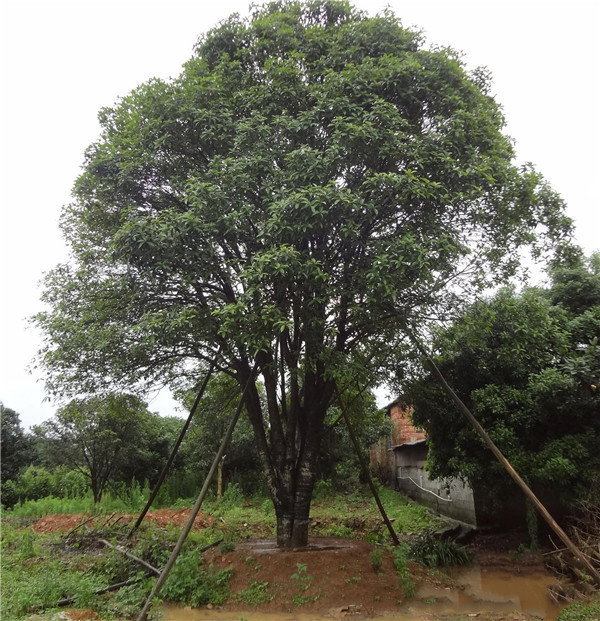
[162,566,566,620]
[414,566,565,619]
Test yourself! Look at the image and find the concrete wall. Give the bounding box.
[395,443,477,525]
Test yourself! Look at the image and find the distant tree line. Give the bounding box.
[1,376,388,509]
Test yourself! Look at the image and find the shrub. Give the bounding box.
[408,532,470,567]
[162,546,232,606]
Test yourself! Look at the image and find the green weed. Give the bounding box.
[370,547,383,573]
[235,580,274,606]
[393,546,415,598]
[162,546,232,606]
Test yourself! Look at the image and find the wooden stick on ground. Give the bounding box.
[99,539,161,576]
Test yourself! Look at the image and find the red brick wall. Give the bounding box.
[389,403,426,445]
[369,400,426,485]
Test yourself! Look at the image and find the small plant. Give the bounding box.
[290,562,319,605]
[292,592,320,606]
[370,547,383,573]
[219,540,236,554]
[290,562,312,591]
[244,555,261,571]
[408,532,470,567]
[345,576,361,584]
[393,547,415,598]
[235,580,274,606]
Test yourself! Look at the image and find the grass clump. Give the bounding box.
[408,532,470,567]
[393,546,415,598]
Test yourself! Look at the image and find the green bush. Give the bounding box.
[162,546,232,606]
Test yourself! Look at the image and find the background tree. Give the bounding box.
[35,1,571,546]
[177,374,261,496]
[406,253,600,512]
[0,403,36,484]
[34,394,153,502]
[1,403,37,508]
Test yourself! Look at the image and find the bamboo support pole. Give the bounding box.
[136,366,257,621]
[406,327,600,587]
[128,358,218,538]
[335,384,400,546]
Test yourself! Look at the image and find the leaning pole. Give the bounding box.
[129,357,219,538]
[335,385,400,546]
[136,366,258,621]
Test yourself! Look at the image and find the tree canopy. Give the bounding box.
[34,0,572,546]
[406,254,600,508]
[34,394,154,502]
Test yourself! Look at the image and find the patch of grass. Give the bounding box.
[324,522,354,538]
[292,592,320,606]
[235,580,274,606]
[219,540,236,554]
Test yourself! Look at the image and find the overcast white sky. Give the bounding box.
[1,0,598,429]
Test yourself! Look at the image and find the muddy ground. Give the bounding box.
[27,512,564,620]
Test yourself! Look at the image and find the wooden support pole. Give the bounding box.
[136,366,257,621]
[407,328,600,587]
[335,384,400,546]
[128,358,218,538]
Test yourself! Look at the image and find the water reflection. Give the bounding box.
[416,566,564,620]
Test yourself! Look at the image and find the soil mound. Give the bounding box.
[30,510,213,533]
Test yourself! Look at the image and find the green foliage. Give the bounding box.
[557,593,600,621]
[33,394,155,503]
[407,256,600,509]
[235,580,274,606]
[0,525,105,619]
[162,546,232,606]
[392,546,415,598]
[369,547,383,572]
[408,532,470,567]
[0,403,36,484]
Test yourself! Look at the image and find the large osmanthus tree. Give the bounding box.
[35,1,571,546]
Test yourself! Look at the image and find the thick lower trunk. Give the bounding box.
[274,453,318,547]
[275,494,312,547]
